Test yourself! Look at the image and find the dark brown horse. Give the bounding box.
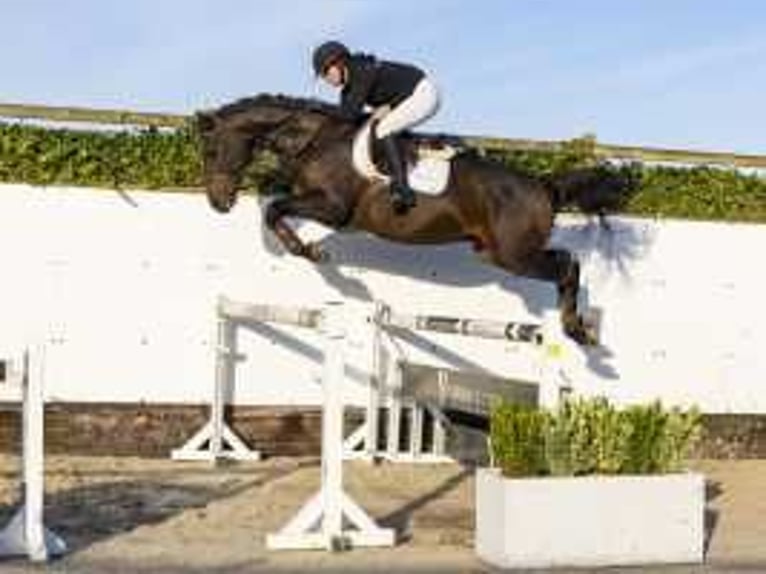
[197,94,635,345]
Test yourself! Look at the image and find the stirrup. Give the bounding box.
[390,183,416,215]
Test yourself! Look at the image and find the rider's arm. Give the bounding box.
[339,55,377,120]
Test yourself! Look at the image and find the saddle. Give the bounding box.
[351,117,456,195]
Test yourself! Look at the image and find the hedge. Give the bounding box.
[1,121,765,222]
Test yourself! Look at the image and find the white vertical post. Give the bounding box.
[430,405,447,459]
[320,301,345,543]
[433,370,449,458]
[365,302,385,459]
[0,345,66,562]
[386,360,403,459]
[538,308,565,409]
[267,302,395,551]
[210,316,232,459]
[23,348,47,562]
[410,404,423,457]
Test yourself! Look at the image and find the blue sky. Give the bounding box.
[3,0,765,153]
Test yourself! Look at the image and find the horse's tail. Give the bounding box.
[546,164,640,218]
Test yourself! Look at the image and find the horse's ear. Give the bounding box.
[195,111,216,134]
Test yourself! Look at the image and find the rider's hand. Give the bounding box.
[372,105,392,121]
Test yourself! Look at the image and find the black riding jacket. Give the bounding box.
[339,53,425,121]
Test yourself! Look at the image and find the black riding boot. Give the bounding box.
[381,135,416,215]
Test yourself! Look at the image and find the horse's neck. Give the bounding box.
[271,116,353,163]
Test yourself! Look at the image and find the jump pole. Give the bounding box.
[344,303,568,461]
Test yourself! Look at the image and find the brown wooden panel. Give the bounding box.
[1,404,764,459]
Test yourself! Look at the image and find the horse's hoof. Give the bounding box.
[565,318,599,347]
[304,242,329,263]
[582,308,602,345]
[582,328,599,347]
[574,325,599,347]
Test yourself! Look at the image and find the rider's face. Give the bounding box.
[322,63,344,87]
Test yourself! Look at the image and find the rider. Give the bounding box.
[312,41,441,215]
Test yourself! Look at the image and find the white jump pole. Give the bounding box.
[267,301,395,551]
[0,346,66,562]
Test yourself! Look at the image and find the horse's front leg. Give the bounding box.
[264,190,351,263]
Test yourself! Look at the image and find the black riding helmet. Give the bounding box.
[312,41,350,76]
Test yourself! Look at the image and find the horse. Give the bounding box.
[196,94,636,345]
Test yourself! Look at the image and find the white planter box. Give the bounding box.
[476,468,705,569]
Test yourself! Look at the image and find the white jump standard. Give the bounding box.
[266,302,395,551]
[196,296,567,551]
[346,302,564,463]
[194,298,393,549]
[0,347,66,562]
[171,311,261,462]
[172,298,325,463]
[174,296,566,465]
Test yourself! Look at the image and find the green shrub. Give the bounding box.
[489,403,547,477]
[490,397,701,478]
[620,402,702,474]
[1,121,765,223]
[487,137,766,223]
[0,122,280,193]
[543,397,633,476]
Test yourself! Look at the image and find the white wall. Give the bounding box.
[0,183,763,413]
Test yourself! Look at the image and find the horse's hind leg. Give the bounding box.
[491,247,594,345]
[547,249,595,345]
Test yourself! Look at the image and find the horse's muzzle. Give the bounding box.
[206,174,237,213]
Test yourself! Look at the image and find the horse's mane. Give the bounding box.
[214,93,350,121]
[207,93,469,150]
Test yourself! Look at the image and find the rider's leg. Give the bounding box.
[376,78,441,215]
[379,134,415,214]
[377,78,441,136]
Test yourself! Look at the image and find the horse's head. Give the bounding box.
[197,95,340,213]
[194,112,223,212]
[196,110,248,213]
[196,98,295,213]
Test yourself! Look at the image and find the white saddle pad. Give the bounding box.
[351,119,454,196]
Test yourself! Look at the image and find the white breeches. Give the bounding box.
[375,77,441,139]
